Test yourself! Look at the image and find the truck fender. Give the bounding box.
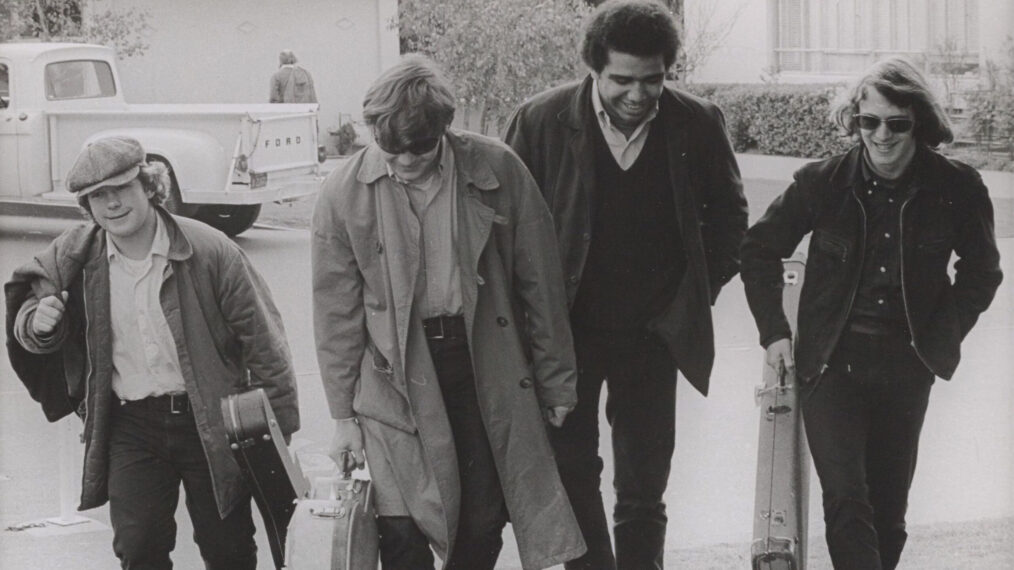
[81,128,228,205]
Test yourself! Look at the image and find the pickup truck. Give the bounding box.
[0,42,323,235]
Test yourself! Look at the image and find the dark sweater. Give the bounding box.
[571,119,687,331]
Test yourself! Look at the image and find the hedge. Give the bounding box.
[685,83,854,159]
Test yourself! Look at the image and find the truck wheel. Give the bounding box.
[149,157,199,217]
[196,204,262,237]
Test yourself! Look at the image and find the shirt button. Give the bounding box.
[582,232,591,241]
[568,275,579,284]
[878,299,885,305]
[884,232,891,239]
[880,266,887,273]
[496,317,509,327]
[519,377,533,389]
[867,189,873,195]
[888,198,894,203]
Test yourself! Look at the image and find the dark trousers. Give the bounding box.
[107,399,257,570]
[377,333,508,570]
[550,327,677,570]
[803,330,934,570]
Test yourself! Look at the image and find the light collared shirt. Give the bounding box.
[591,78,660,170]
[106,214,186,400]
[384,138,463,319]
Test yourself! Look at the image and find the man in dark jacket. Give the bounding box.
[741,57,1002,570]
[270,49,317,104]
[5,135,299,569]
[504,1,747,567]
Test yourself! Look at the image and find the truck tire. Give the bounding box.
[196,204,262,237]
[149,156,199,217]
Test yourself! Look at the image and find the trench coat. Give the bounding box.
[310,130,586,569]
[504,76,748,395]
[4,210,299,518]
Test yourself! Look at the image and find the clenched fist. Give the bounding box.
[31,291,69,337]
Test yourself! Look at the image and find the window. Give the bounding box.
[773,0,979,75]
[45,60,116,100]
[0,63,9,109]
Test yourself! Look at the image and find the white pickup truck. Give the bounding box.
[0,42,323,235]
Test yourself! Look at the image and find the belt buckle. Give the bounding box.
[169,393,187,415]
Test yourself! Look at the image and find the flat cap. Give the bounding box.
[66,136,146,196]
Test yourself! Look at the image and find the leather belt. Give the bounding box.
[422,315,466,340]
[121,392,191,415]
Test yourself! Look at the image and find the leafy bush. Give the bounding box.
[685,83,853,158]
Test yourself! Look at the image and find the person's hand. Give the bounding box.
[765,338,794,377]
[329,418,365,473]
[31,292,69,337]
[543,405,573,428]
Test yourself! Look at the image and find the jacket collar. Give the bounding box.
[558,75,692,131]
[356,129,499,192]
[831,144,936,193]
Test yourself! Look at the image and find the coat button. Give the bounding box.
[519,377,533,389]
[568,275,578,284]
[496,317,509,327]
[581,232,591,241]
[476,275,485,285]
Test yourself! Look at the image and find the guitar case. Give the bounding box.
[751,253,810,570]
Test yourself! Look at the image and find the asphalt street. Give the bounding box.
[1,212,1011,569]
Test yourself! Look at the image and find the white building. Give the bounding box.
[690,0,1013,85]
[91,0,399,137]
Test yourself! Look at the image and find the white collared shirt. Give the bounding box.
[106,214,186,400]
[591,78,660,170]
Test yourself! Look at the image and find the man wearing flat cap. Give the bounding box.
[4,135,299,569]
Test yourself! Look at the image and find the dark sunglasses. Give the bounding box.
[376,135,442,156]
[853,114,914,134]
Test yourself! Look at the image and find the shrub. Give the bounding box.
[685,83,853,158]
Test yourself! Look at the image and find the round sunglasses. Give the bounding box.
[853,114,914,134]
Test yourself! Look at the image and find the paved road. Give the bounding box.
[1,214,1011,568]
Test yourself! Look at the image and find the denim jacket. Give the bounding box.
[742,145,1002,381]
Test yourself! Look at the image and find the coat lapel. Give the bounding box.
[374,182,420,373]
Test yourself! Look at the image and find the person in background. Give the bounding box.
[270,49,317,103]
[740,56,1002,570]
[312,54,585,569]
[504,1,748,568]
[5,135,299,569]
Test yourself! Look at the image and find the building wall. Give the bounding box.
[690,0,1013,84]
[92,0,399,135]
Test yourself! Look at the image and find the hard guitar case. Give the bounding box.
[751,253,810,570]
[222,388,309,569]
[284,465,379,569]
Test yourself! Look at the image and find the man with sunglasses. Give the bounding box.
[311,54,585,569]
[504,1,747,568]
[741,56,1002,569]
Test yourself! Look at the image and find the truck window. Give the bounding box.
[45,60,116,100]
[0,63,9,109]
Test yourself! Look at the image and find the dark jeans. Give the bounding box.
[803,330,934,570]
[550,327,677,570]
[377,333,508,570]
[107,399,257,570]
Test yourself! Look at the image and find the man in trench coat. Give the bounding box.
[311,54,585,569]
